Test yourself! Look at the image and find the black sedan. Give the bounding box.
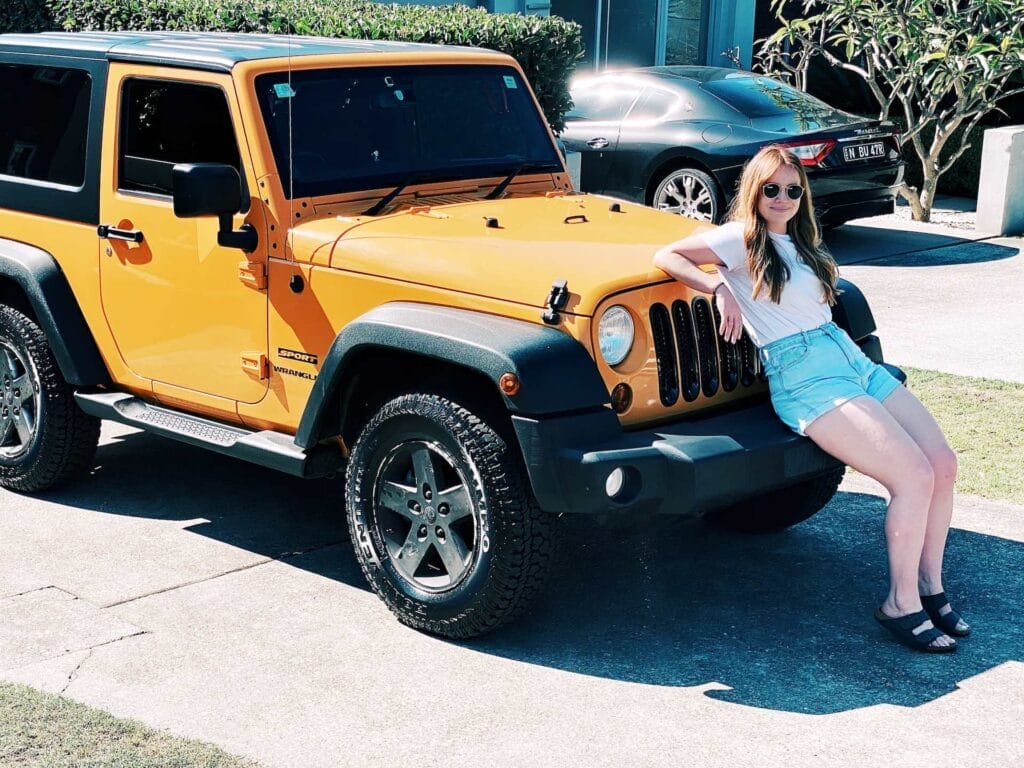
[560,67,904,226]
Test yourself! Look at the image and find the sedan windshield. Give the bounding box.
[255,65,563,199]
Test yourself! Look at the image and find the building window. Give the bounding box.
[666,0,706,65]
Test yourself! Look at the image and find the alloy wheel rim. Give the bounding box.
[0,341,41,460]
[373,439,478,593]
[656,172,715,221]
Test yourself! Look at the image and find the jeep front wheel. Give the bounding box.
[0,305,100,492]
[345,393,552,638]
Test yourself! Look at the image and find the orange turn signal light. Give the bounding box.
[499,372,521,396]
[611,383,632,413]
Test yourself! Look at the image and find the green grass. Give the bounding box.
[903,367,1024,505]
[0,681,257,768]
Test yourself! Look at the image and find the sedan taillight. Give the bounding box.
[779,139,836,166]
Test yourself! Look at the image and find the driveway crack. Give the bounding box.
[100,539,348,609]
[59,631,149,693]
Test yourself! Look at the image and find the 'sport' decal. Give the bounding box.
[277,347,318,366]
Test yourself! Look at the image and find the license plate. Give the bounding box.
[842,141,885,162]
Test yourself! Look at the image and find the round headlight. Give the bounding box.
[598,305,634,366]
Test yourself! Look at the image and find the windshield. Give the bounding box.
[701,75,850,131]
[255,64,562,199]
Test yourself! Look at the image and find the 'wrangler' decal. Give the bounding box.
[273,364,317,381]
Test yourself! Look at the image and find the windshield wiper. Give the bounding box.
[485,162,561,200]
[362,174,424,217]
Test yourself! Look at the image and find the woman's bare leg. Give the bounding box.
[880,386,962,620]
[804,395,954,648]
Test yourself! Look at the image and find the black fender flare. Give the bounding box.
[0,239,110,385]
[831,277,877,342]
[295,302,609,449]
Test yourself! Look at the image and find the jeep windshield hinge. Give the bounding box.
[541,279,569,324]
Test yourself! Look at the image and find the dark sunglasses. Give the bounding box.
[762,182,804,200]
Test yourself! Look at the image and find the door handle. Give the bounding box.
[97,224,145,244]
[586,138,610,149]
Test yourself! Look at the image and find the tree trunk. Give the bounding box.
[899,184,927,221]
[917,164,941,223]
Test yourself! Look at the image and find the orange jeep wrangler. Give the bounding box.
[0,31,901,638]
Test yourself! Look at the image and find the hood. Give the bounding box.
[288,194,709,316]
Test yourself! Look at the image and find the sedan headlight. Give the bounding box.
[598,305,634,366]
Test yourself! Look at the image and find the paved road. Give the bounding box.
[2,209,1022,767]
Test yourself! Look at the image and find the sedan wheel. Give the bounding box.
[652,167,722,223]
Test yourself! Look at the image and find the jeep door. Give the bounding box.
[98,65,269,404]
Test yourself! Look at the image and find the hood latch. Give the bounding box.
[541,279,569,325]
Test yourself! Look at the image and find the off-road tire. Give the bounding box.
[0,305,100,492]
[345,393,553,639]
[704,467,845,533]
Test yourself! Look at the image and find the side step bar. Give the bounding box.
[74,392,344,478]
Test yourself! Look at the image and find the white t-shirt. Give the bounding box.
[698,221,831,347]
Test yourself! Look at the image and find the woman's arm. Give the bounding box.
[652,234,726,294]
[652,233,744,343]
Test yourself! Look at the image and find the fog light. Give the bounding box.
[610,383,632,413]
[605,467,626,498]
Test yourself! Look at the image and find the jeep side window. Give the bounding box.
[119,80,241,196]
[0,64,91,187]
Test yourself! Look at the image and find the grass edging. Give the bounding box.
[0,680,257,768]
[904,366,1024,505]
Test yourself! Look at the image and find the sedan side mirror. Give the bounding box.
[172,163,257,252]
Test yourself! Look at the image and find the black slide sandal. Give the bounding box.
[874,608,957,653]
[921,591,971,637]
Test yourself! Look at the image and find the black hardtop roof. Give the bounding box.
[0,30,495,72]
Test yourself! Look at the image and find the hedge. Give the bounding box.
[2,0,584,131]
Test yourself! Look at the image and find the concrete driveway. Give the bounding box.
[825,206,1023,383]
[2,206,1022,767]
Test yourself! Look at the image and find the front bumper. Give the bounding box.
[513,399,841,517]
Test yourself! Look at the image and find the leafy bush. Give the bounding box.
[0,0,52,34]
[40,0,583,130]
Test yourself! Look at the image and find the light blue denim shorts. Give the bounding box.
[759,321,902,436]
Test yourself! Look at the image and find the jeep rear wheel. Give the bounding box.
[0,305,100,492]
[345,393,553,638]
[703,467,845,533]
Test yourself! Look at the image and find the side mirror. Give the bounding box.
[172,163,257,252]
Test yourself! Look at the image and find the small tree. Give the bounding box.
[758,0,1024,221]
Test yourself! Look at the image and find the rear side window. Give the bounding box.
[567,78,642,121]
[119,79,240,195]
[0,64,91,187]
[626,87,692,121]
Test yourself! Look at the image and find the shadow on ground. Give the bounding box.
[474,493,1023,714]
[826,224,1017,267]
[38,428,362,588]
[41,429,1024,716]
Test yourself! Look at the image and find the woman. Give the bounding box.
[652,145,967,653]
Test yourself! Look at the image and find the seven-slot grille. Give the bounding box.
[649,298,762,406]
